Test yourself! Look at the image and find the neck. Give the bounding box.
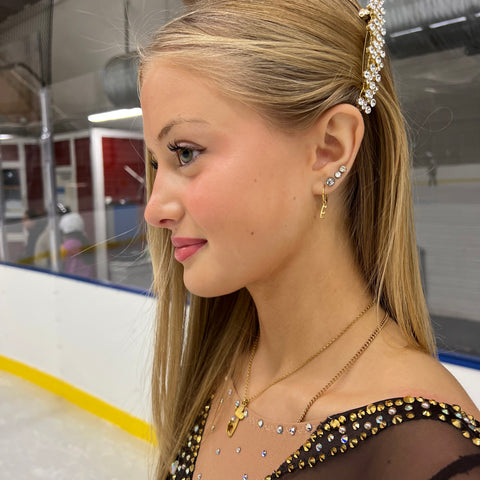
[244,219,375,383]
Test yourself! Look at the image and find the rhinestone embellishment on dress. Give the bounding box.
[167,396,479,480]
[171,460,179,475]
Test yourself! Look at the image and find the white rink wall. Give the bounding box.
[1,263,479,426]
[0,264,155,423]
[444,364,480,411]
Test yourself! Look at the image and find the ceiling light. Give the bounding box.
[0,134,14,140]
[88,108,142,123]
[390,27,423,38]
[429,17,467,29]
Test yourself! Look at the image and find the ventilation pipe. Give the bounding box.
[387,0,480,58]
[102,0,140,108]
[101,1,480,105]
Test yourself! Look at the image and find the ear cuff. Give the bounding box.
[326,165,347,187]
[320,166,347,220]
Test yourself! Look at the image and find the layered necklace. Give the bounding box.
[227,300,388,437]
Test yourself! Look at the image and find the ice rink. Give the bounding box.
[0,370,151,480]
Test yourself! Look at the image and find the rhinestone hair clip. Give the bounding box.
[357,0,386,114]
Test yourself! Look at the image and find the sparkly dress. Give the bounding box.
[167,381,480,480]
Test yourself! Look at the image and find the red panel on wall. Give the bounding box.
[102,137,145,204]
[24,144,43,214]
[54,140,71,166]
[74,137,94,241]
[0,144,19,161]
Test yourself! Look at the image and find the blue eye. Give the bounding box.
[167,142,203,167]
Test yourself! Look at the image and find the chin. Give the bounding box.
[183,272,240,299]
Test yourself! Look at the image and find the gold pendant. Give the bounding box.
[226,402,247,437]
[320,203,327,219]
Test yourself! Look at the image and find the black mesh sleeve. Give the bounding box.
[279,419,480,480]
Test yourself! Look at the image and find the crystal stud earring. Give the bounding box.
[326,177,335,187]
[326,166,347,188]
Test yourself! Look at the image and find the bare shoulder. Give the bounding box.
[373,334,480,418]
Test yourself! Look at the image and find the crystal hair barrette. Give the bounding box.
[357,0,386,114]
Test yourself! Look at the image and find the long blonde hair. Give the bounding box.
[139,1,435,477]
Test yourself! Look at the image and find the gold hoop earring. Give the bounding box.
[320,185,328,219]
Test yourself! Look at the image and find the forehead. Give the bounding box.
[140,59,271,145]
[141,61,225,121]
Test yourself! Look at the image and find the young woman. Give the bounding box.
[139,1,480,478]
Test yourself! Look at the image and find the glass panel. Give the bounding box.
[389,6,480,357]
[0,0,478,356]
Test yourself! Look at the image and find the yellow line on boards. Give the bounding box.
[0,355,156,445]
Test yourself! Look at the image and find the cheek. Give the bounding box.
[185,170,307,247]
[185,175,261,237]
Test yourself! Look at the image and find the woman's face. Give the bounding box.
[141,61,318,297]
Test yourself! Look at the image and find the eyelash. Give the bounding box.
[167,142,203,167]
[148,142,203,171]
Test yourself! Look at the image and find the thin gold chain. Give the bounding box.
[242,299,376,405]
[296,312,389,422]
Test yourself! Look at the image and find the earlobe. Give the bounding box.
[311,104,364,196]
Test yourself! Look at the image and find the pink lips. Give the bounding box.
[171,237,207,262]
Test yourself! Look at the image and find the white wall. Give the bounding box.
[1,264,155,422]
[444,363,480,409]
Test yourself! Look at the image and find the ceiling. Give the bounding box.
[0,0,185,133]
[0,0,479,164]
[0,0,43,23]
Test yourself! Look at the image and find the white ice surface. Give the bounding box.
[0,371,152,480]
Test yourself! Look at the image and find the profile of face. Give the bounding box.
[141,61,327,298]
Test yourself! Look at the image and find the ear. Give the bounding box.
[309,104,364,196]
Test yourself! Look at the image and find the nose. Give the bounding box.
[144,170,183,229]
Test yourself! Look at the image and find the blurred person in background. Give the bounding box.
[20,209,47,265]
[34,203,71,269]
[59,212,94,278]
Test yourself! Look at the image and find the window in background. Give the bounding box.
[388,1,480,357]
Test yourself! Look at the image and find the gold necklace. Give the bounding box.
[296,311,389,422]
[226,300,376,437]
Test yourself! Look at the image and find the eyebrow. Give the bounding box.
[157,118,209,140]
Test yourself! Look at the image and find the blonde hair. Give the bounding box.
[139,1,435,478]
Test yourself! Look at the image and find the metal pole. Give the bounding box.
[39,86,60,272]
[0,144,8,262]
[124,0,130,54]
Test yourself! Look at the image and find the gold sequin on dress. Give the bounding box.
[168,394,480,480]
